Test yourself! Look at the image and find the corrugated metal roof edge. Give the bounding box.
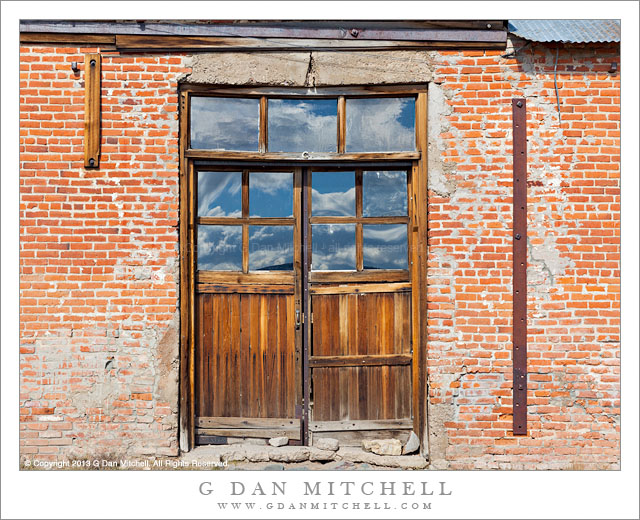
[508,20,620,44]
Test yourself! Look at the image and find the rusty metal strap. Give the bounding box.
[512,98,528,435]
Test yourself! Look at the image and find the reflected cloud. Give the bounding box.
[312,187,356,217]
[346,98,415,152]
[363,170,407,217]
[197,225,242,270]
[311,224,356,270]
[269,99,337,153]
[363,224,407,269]
[191,97,259,151]
[249,226,293,270]
[250,172,293,217]
[198,171,242,217]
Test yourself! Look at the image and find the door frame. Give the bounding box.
[178,85,429,455]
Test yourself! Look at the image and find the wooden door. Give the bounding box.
[304,167,414,447]
[193,165,414,447]
[194,167,303,443]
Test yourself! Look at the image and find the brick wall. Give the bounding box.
[19,39,620,468]
[426,42,620,469]
[20,46,190,460]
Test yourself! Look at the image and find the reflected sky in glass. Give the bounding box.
[249,226,293,271]
[249,172,293,217]
[190,97,259,151]
[363,224,407,270]
[198,171,242,218]
[346,97,415,152]
[311,224,356,271]
[312,171,355,216]
[363,170,407,217]
[268,99,337,152]
[197,225,242,271]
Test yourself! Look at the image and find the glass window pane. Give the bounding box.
[197,171,242,217]
[190,97,259,151]
[311,171,355,216]
[346,97,415,152]
[311,224,356,271]
[197,225,242,271]
[363,224,408,270]
[249,226,293,271]
[363,170,407,217]
[249,172,293,217]
[268,99,337,152]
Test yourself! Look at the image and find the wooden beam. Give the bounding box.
[178,91,191,452]
[309,354,412,367]
[412,90,429,456]
[111,34,506,51]
[185,150,421,161]
[197,417,300,429]
[83,53,101,168]
[196,428,301,440]
[21,20,507,41]
[20,33,116,45]
[309,282,411,295]
[197,271,295,285]
[182,84,428,97]
[309,270,409,283]
[197,283,294,294]
[309,419,413,432]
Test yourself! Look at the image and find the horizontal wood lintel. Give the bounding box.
[309,354,412,367]
[309,419,413,432]
[197,283,294,294]
[197,417,300,429]
[309,282,411,295]
[186,150,420,161]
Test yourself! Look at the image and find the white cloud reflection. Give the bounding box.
[363,224,407,269]
[268,99,336,152]
[197,225,242,270]
[249,226,293,270]
[190,97,259,150]
[311,224,356,271]
[198,171,242,217]
[346,98,415,152]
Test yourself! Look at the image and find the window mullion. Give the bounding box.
[356,168,363,271]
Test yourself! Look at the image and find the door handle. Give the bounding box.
[295,309,301,329]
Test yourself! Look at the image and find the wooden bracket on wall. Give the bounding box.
[512,98,528,435]
[84,53,101,168]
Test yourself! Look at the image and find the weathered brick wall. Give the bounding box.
[426,42,620,469]
[20,46,190,460]
[19,39,620,468]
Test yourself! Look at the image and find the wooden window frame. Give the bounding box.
[179,84,428,454]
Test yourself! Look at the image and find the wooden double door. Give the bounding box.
[194,164,415,446]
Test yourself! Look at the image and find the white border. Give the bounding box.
[2,2,638,519]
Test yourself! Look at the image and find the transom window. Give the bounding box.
[189,95,416,153]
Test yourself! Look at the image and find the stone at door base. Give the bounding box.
[268,436,289,447]
[403,431,420,455]
[315,437,339,451]
[362,438,403,456]
[309,447,336,462]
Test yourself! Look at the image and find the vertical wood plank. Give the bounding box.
[355,169,363,271]
[83,53,101,168]
[259,96,268,153]
[412,91,429,453]
[178,91,191,450]
[242,170,249,273]
[337,96,346,154]
[188,161,196,448]
[293,168,303,416]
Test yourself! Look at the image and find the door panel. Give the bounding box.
[196,292,297,419]
[194,165,413,446]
